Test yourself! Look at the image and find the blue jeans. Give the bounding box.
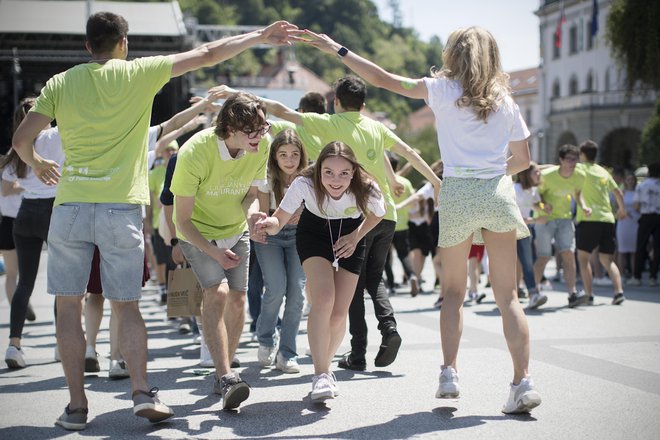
[254,225,305,359]
[516,235,537,292]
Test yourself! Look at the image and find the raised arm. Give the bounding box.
[209,85,304,126]
[299,30,428,101]
[12,112,60,185]
[390,142,441,206]
[170,21,298,78]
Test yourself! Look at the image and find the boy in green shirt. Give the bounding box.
[171,92,269,410]
[229,76,441,371]
[533,144,589,307]
[12,12,297,430]
[575,140,626,305]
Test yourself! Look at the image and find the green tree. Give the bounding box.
[605,0,660,90]
[639,100,660,164]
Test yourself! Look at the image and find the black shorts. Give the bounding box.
[576,221,616,254]
[408,221,434,256]
[151,229,173,265]
[0,216,15,250]
[296,208,366,275]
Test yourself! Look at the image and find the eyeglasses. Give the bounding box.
[242,122,271,139]
[561,156,578,163]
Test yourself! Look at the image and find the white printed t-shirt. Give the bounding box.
[279,176,385,220]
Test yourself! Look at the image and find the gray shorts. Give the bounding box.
[180,232,250,292]
[535,218,575,257]
[47,203,144,301]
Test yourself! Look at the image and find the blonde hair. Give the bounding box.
[433,27,511,122]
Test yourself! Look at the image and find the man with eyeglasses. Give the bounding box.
[533,144,588,308]
[170,92,270,410]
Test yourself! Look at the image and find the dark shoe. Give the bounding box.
[55,404,88,431]
[612,293,625,305]
[338,352,367,371]
[231,357,241,368]
[475,293,487,304]
[433,296,443,309]
[132,387,174,423]
[410,276,419,297]
[568,290,589,308]
[374,328,402,368]
[214,373,250,410]
[517,288,527,299]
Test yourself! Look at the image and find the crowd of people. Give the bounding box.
[1,11,658,432]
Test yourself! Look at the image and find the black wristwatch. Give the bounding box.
[337,46,349,58]
[170,238,179,247]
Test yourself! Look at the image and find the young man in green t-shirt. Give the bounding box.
[171,92,269,411]
[12,12,296,431]
[221,76,441,371]
[575,140,627,305]
[533,144,589,308]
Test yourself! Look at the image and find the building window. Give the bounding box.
[569,75,578,95]
[586,20,594,50]
[552,79,561,98]
[569,25,578,55]
[604,68,610,92]
[586,71,594,92]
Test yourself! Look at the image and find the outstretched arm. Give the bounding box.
[171,21,298,78]
[209,85,304,126]
[299,29,428,101]
[390,142,441,206]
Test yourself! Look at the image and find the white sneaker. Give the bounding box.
[527,292,548,310]
[436,365,459,398]
[109,359,130,379]
[258,345,277,367]
[311,373,335,402]
[275,353,300,374]
[199,341,214,368]
[302,302,312,317]
[502,376,542,414]
[5,345,26,369]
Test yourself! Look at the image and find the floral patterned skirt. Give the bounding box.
[437,175,529,248]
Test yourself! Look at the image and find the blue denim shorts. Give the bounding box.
[180,232,250,291]
[535,218,575,257]
[47,203,145,301]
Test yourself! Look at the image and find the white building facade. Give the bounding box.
[536,0,656,168]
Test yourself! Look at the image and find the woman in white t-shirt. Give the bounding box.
[255,141,385,403]
[301,26,540,414]
[2,97,64,369]
[0,175,23,319]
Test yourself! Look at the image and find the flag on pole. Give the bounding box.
[591,0,599,37]
[554,0,566,49]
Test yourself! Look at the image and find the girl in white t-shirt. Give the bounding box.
[255,141,385,403]
[302,26,540,414]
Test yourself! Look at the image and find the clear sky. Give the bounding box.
[372,0,541,72]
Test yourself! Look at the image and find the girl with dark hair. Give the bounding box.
[255,141,385,402]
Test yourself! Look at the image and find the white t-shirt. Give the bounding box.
[279,176,386,219]
[634,177,660,214]
[2,127,64,199]
[423,77,530,178]
[0,186,21,218]
[146,125,160,170]
[514,182,540,218]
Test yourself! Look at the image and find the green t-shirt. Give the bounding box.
[269,120,323,160]
[538,165,586,220]
[393,175,414,231]
[32,56,173,206]
[170,128,268,241]
[297,112,401,222]
[148,164,167,229]
[576,163,618,223]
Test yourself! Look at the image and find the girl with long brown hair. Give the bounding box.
[255,141,385,402]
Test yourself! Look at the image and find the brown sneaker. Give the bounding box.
[132,387,174,423]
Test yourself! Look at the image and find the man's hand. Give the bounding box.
[171,243,186,265]
[582,206,592,217]
[207,85,239,101]
[33,159,61,186]
[248,212,268,243]
[260,21,299,46]
[391,180,405,197]
[616,207,627,220]
[209,246,241,270]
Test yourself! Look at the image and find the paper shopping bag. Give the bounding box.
[166,267,203,317]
